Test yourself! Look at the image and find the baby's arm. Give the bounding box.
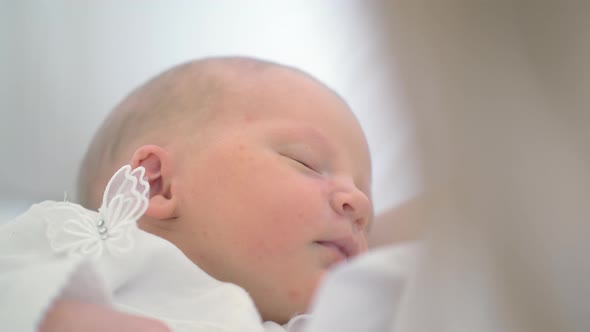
[40,299,170,332]
[369,196,425,248]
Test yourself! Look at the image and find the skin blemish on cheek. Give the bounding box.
[249,239,275,262]
[287,289,301,301]
[243,113,253,122]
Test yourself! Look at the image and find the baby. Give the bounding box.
[1,57,373,331]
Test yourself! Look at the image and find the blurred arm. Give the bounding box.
[369,196,425,248]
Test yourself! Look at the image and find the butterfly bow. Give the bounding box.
[46,165,150,259]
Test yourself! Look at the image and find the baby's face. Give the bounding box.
[169,70,372,323]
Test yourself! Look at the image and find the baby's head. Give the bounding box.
[78,57,373,323]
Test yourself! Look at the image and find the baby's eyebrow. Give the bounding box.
[285,126,332,147]
[276,126,335,155]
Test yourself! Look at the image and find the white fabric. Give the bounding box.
[263,314,310,332]
[0,201,266,332]
[303,244,419,332]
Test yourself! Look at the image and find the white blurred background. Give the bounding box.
[0,1,418,221]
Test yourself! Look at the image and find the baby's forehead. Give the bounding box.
[173,61,370,161]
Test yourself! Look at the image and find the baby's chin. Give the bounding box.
[262,273,325,324]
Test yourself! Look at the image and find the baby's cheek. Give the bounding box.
[250,225,298,255]
[235,226,306,276]
[268,209,317,246]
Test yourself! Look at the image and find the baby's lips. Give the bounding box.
[316,235,360,259]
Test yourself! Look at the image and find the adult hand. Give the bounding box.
[39,299,171,332]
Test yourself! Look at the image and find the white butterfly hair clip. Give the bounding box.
[46,165,150,259]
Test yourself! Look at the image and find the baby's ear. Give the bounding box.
[129,145,177,220]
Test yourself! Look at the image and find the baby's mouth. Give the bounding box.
[314,237,359,261]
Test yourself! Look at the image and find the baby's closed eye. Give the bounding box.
[279,151,322,174]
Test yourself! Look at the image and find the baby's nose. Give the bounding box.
[329,184,372,232]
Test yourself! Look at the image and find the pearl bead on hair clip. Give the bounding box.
[97,218,109,240]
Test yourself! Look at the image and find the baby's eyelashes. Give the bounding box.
[291,157,319,173]
[279,148,323,174]
[279,151,323,174]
